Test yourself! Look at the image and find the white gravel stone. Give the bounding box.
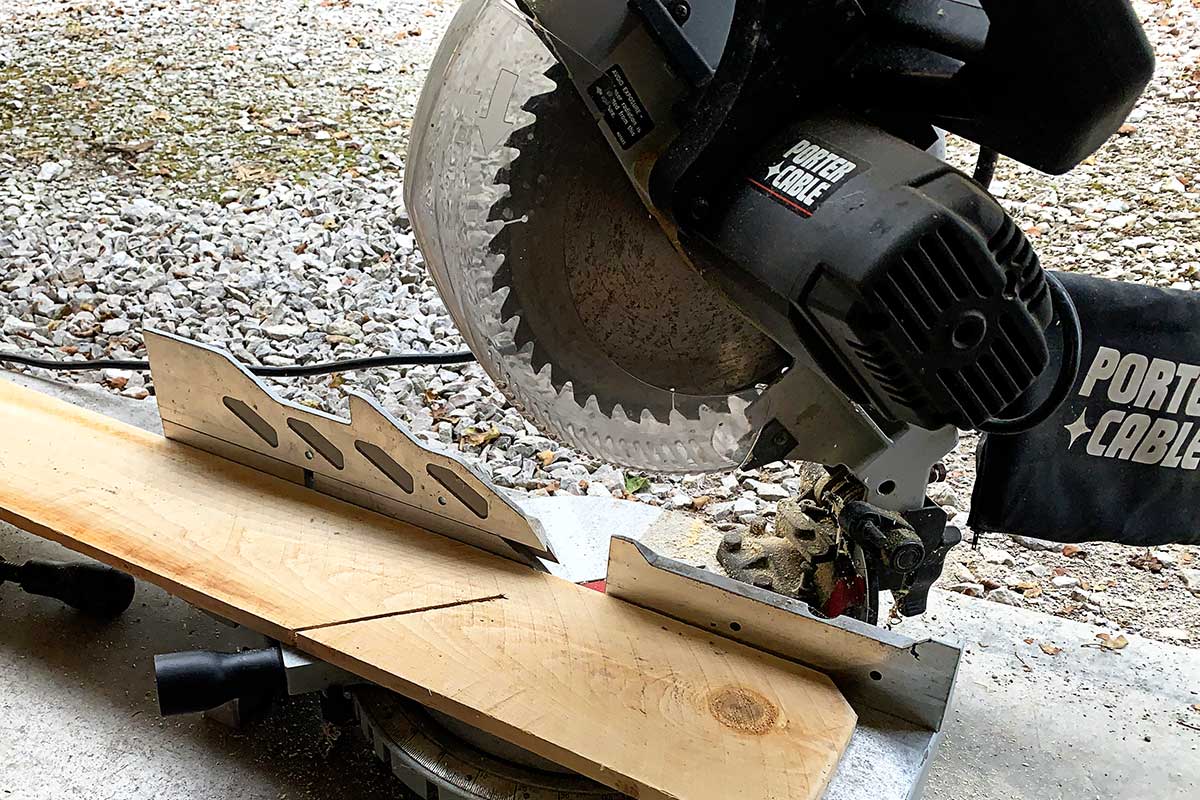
[1011,535,1062,552]
[745,479,789,501]
[1183,569,1200,593]
[981,546,1016,566]
[36,162,63,181]
[986,588,1025,607]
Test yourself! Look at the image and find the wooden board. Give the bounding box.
[0,380,855,800]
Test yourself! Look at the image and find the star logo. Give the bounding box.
[1064,409,1092,449]
[766,161,786,180]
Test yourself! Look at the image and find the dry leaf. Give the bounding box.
[537,450,557,467]
[102,60,137,76]
[461,426,501,447]
[1039,643,1063,656]
[691,495,712,510]
[1117,123,1138,135]
[1062,544,1086,559]
[105,139,157,156]
[328,373,345,389]
[1023,637,1036,645]
[1024,586,1043,599]
[1096,633,1130,651]
[1129,551,1164,573]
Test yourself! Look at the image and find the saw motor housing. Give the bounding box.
[704,116,1055,431]
[511,0,1151,455]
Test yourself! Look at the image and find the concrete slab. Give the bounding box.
[898,592,1200,800]
[1,372,1198,799]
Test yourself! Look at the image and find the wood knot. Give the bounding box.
[706,686,779,735]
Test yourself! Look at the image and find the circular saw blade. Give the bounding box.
[488,65,785,426]
[404,3,782,472]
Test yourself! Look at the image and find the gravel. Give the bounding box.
[1,0,1197,646]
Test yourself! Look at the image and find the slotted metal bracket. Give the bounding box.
[144,330,555,565]
[605,536,959,731]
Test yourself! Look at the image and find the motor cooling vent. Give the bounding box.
[853,221,1052,429]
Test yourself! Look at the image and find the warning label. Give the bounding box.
[748,135,865,217]
[587,65,654,150]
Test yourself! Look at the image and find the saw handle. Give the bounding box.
[0,557,135,619]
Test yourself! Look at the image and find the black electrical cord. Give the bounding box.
[0,348,476,377]
[977,272,1082,435]
[974,146,1000,189]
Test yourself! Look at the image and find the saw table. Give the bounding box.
[0,334,959,800]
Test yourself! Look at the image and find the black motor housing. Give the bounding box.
[702,116,1053,431]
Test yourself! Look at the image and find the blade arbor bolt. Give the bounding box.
[669,1,691,23]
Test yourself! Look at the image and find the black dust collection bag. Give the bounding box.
[971,271,1200,547]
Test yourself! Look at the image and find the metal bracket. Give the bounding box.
[605,536,959,731]
[741,367,958,512]
[144,330,555,565]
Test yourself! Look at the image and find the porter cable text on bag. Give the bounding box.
[1065,345,1200,468]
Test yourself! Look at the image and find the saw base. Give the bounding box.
[352,687,624,800]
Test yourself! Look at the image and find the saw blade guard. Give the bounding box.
[405,0,763,473]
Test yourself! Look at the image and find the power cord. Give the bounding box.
[0,348,476,378]
[974,146,1000,189]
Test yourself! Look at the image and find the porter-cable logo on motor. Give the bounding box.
[748,136,863,217]
[1064,345,1200,469]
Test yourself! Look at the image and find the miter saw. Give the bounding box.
[405,0,1156,622]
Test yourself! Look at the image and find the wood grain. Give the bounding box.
[0,379,855,800]
[0,379,515,641]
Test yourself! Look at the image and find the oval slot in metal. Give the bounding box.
[222,396,279,448]
[355,441,415,494]
[286,418,345,470]
[426,464,489,519]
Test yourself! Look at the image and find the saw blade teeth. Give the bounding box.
[463,59,761,472]
[492,260,514,299]
[506,311,537,354]
[582,394,603,416]
[525,331,550,372]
